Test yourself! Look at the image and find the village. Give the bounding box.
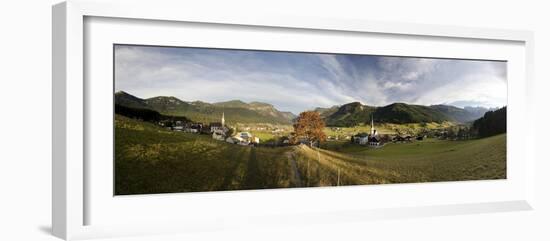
[158,112,261,146]
[153,110,471,149]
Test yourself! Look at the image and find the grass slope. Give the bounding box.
[115,115,298,194]
[115,115,506,194]
[316,135,506,184]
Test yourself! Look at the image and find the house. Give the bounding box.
[212,129,226,141]
[353,133,370,145]
[236,131,252,140]
[393,136,406,142]
[280,136,291,145]
[393,135,413,143]
[225,131,260,146]
[184,128,198,133]
[185,123,203,133]
[233,134,251,146]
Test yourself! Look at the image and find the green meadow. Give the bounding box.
[115,115,506,195]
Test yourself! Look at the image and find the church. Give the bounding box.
[210,112,229,141]
[210,112,229,133]
[368,116,381,146]
[351,115,381,146]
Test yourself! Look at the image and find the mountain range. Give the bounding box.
[115,91,296,124]
[317,102,492,126]
[115,91,492,126]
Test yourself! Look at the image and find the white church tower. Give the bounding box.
[221,112,225,127]
[370,115,377,136]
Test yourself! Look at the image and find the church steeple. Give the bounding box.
[370,115,375,136]
[221,112,225,127]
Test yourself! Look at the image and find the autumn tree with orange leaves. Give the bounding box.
[291,111,327,147]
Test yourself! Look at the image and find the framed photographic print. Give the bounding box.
[113,44,508,195]
[53,0,535,240]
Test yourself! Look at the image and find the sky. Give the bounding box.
[114,45,507,115]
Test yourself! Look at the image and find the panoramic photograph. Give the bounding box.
[113,44,507,195]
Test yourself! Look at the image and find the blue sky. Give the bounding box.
[115,45,507,114]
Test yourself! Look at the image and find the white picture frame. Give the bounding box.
[52,0,535,240]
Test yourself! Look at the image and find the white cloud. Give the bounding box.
[115,45,507,113]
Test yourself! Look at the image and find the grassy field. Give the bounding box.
[248,130,282,144]
[115,115,301,194]
[115,115,506,195]
[315,135,506,184]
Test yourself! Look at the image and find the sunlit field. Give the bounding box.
[115,115,506,195]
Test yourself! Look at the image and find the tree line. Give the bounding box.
[115,104,191,124]
[472,106,506,137]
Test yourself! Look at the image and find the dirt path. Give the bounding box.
[286,152,304,187]
[243,147,261,189]
[220,148,250,190]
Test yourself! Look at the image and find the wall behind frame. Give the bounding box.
[0,0,549,241]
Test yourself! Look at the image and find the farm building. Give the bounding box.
[212,129,226,141]
[393,135,414,143]
[280,136,291,144]
[225,131,260,145]
[353,133,370,145]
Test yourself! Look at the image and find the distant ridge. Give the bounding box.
[114,91,296,124]
[430,104,492,123]
[115,91,492,127]
[315,102,492,127]
[114,91,150,109]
